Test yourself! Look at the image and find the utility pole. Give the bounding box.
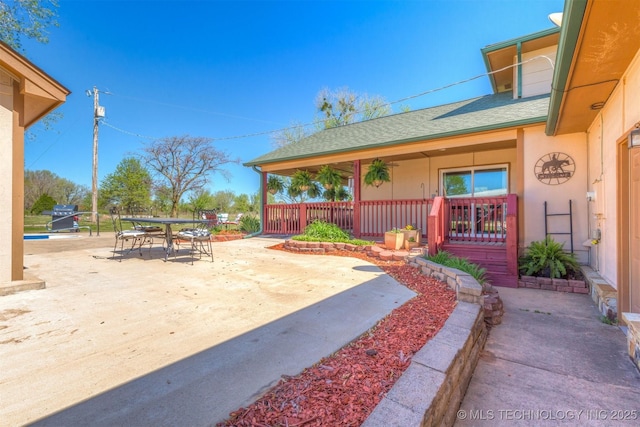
[87,86,104,223]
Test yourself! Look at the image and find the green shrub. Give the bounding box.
[424,250,488,284]
[31,193,56,215]
[519,236,579,279]
[239,215,260,233]
[301,220,350,240]
[291,220,373,245]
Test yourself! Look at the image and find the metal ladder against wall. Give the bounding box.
[544,200,574,253]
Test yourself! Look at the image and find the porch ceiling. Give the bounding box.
[549,0,640,135]
[265,138,517,178]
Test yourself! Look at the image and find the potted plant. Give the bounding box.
[291,170,313,192]
[316,165,342,190]
[364,158,391,188]
[267,175,284,195]
[384,227,405,250]
[404,236,419,250]
[518,236,580,279]
[401,224,420,244]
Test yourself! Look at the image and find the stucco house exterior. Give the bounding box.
[246,0,640,364]
[0,41,69,294]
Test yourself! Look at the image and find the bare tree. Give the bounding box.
[315,87,391,129]
[24,169,87,210]
[270,121,310,149]
[141,135,236,217]
[24,170,58,210]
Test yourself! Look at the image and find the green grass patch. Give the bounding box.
[24,214,115,234]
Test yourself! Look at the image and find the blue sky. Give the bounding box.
[22,0,564,198]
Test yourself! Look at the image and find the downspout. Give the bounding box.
[245,165,264,238]
[516,41,522,99]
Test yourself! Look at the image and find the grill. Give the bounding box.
[49,204,79,232]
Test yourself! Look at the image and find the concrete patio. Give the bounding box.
[0,234,415,426]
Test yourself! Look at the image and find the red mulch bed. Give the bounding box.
[218,244,456,427]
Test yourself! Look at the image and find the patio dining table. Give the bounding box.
[121,217,202,261]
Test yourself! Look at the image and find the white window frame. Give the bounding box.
[440,164,509,198]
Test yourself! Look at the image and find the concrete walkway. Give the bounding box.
[456,287,640,426]
[0,234,415,426]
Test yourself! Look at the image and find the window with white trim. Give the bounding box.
[441,165,508,198]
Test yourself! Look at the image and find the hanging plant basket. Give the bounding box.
[364,158,391,188]
[316,165,342,191]
[291,170,313,193]
[266,175,284,195]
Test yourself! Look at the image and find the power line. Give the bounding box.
[101,119,158,140]
[98,55,554,143]
[107,92,285,126]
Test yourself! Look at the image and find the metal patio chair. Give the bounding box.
[174,210,214,264]
[125,206,166,251]
[109,207,151,261]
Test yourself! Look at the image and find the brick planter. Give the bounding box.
[518,275,588,294]
[211,233,245,242]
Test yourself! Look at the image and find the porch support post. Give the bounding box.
[506,193,519,282]
[299,203,307,235]
[353,160,361,238]
[428,196,445,256]
[261,171,268,232]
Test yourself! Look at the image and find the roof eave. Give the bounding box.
[243,116,547,167]
[481,27,560,55]
[545,0,588,136]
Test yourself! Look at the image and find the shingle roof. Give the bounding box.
[245,91,550,166]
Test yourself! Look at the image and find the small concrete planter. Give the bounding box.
[404,240,419,250]
[384,231,405,250]
[401,229,420,245]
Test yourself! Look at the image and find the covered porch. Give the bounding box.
[262,191,519,287]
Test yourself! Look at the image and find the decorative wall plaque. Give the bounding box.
[534,152,575,185]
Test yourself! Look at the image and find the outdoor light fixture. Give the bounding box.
[629,124,640,148]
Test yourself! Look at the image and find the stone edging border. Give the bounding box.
[518,275,588,294]
[362,301,486,427]
[364,253,495,426]
[283,240,493,427]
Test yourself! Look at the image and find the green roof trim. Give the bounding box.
[546,0,588,136]
[481,27,560,56]
[245,92,549,167]
[481,27,560,94]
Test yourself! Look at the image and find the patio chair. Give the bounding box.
[216,212,229,225]
[198,209,218,229]
[109,207,150,261]
[226,213,243,225]
[125,206,164,235]
[175,210,214,264]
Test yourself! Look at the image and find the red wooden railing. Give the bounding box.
[445,196,508,243]
[264,196,512,247]
[428,197,446,256]
[302,201,354,231]
[505,194,519,277]
[358,199,431,239]
[264,203,302,235]
[264,202,353,234]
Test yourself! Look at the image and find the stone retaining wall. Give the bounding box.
[284,240,494,427]
[581,266,618,322]
[621,313,640,372]
[362,302,486,427]
[518,275,588,294]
